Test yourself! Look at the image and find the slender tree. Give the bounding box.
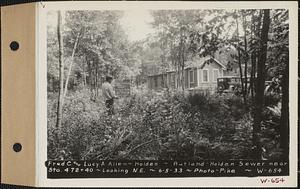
[56,10,64,128]
[235,17,246,103]
[63,29,82,100]
[242,12,248,102]
[280,59,289,159]
[252,9,270,159]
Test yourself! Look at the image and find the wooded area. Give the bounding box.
[47,9,289,160]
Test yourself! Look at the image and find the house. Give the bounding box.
[147,56,227,92]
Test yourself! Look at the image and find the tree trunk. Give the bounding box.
[242,13,248,103]
[249,14,256,100]
[250,10,262,102]
[82,60,86,86]
[252,9,270,159]
[95,63,99,98]
[56,10,64,129]
[91,62,96,101]
[63,30,81,100]
[280,62,289,159]
[236,18,246,104]
[250,52,256,100]
[177,61,180,89]
[180,35,185,91]
[176,52,181,89]
[86,56,91,85]
[181,63,185,90]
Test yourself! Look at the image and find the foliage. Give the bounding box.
[47,9,288,161]
[47,10,142,94]
[48,89,284,160]
[148,10,208,88]
[260,102,283,160]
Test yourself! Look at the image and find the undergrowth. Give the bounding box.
[48,89,282,160]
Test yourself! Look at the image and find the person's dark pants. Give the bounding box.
[105,99,114,115]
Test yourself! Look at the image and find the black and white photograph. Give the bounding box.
[42,2,296,185]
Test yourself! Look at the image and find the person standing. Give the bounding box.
[102,75,118,115]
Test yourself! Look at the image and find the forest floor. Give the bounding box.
[47,86,283,160]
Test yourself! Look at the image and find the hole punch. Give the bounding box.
[13,143,22,152]
[10,41,19,51]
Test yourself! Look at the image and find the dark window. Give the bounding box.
[154,77,158,87]
[203,70,208,82]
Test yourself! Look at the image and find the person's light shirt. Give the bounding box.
[102,81,116,101]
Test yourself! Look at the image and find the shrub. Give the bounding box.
[48,88,280,160]
[260,102,283,160]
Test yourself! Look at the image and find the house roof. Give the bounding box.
[185,56,226,70]
[147,56,226,77]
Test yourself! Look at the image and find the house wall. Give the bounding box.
[197,62,223,91]
[186,68,198,88]
[147,60,224,92]
[191,68,198,88]
[148,76,153,89]
[156,75,163,90]
[162,74,168,88]
[166,72,176,89]
[166,73,172,88]
[185,69,189,89]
